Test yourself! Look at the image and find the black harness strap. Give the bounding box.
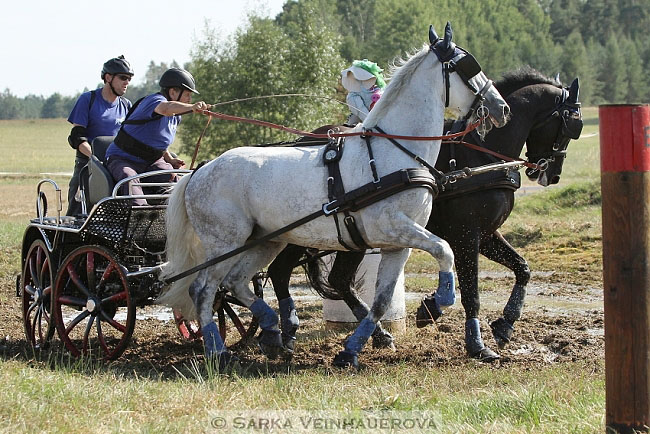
[323,136,372,251]
[163,168,437,285]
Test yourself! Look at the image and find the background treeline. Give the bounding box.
[0,61,182,121]
[2,0,648,154]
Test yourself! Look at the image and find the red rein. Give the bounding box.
[194,109,537,170]
[198,109,481,141]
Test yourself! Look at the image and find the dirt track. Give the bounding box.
[0,270,604,376]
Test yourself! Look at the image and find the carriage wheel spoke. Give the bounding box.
[30,307,40,341]
[82,315,95,352]
[97,319,109,354]
[223,303,247,336]
[36,308,44,342]
[43,284,51,297]
[217,307,227,340]
[100,310,126,333]
[97,263,117,292]
[101,290,128,305]
[66,265,91,297]
[58,295,87,307]
[65,310,90,334]
[86,252,96,292]
[42,307,50,323]
[27,300,38,316]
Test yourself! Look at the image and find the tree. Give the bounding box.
[0,89,23,120]
[599,35,627,103]
[40,93,68,118]
[620,37,647,103]
[126,60,181,102]
[181,11,346,158]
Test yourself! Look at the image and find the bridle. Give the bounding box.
[430,38,494,139]
[525,86,583,177]
[355,43,495,181]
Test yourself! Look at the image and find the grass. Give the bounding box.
[0,118,188,175]
[0,110,605,432]
[0,358,604,433]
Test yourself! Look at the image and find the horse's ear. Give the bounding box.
[429,25,438,44]
[443,22,453,49]
[568,77,580,104]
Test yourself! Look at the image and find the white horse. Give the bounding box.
[158,23,511,369]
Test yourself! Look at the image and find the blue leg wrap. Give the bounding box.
[435,271,456,308]
[344,317,376,354]
[201,322,226,358]
[278,297,299,333]
[250,298,280,332]
[465,318,484,355]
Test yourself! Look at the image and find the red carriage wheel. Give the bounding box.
[172,273,265,347]
[21,239,56,349]
[52,246,135,360]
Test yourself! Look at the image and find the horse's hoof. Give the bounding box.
[415,295,442,328]
[333,351,359,369]
[490,318,514,350]
[469,346,501,363]
[372,330,395,350]
[280,334,295,361]
[257,330,283,360]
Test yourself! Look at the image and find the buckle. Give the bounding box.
[322,200,339,215]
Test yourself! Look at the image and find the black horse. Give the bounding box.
[268,67,583,362]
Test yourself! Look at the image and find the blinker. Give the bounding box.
[453,53,482,82]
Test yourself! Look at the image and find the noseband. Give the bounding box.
[525,87,583,177]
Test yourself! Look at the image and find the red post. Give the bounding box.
[601,104,650,433]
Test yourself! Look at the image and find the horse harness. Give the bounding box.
[321,127,439,251]
[321,39,496,250]
[524,86,583,178]
[164,35,498,282]
[438,84,583,199]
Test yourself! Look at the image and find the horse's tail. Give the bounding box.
[156,173,204,320]
[304,254,344,300]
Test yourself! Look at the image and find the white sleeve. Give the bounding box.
[347,93,370,121]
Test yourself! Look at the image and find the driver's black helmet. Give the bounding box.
[159,68,200,94]
[101,55,134,80]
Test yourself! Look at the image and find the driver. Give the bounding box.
[104,68,210,205]
[66,55,133,215]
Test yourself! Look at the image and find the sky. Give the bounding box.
[1,0,288,98]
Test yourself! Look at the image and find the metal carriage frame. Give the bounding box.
[18,170,262,360]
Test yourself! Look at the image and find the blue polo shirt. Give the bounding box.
[105,93,182,164]
[68,88,131,144]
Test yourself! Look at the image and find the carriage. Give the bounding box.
[17,24,541,368]
[17,136,263,360]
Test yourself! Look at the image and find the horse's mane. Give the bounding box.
[363,45,430,128]
[495,66,561,97]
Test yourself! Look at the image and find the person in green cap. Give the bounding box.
[340,59,386,125]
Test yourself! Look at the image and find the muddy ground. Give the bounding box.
[0,269,604,377]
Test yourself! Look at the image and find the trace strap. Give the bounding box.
[444,139,539,170]
[162,168,437,285]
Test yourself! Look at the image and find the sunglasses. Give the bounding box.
[116,74,132,82]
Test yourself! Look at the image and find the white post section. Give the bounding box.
[322,250,406,332]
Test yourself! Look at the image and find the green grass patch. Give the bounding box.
[0,358,604,433]
[0,118,189,175]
